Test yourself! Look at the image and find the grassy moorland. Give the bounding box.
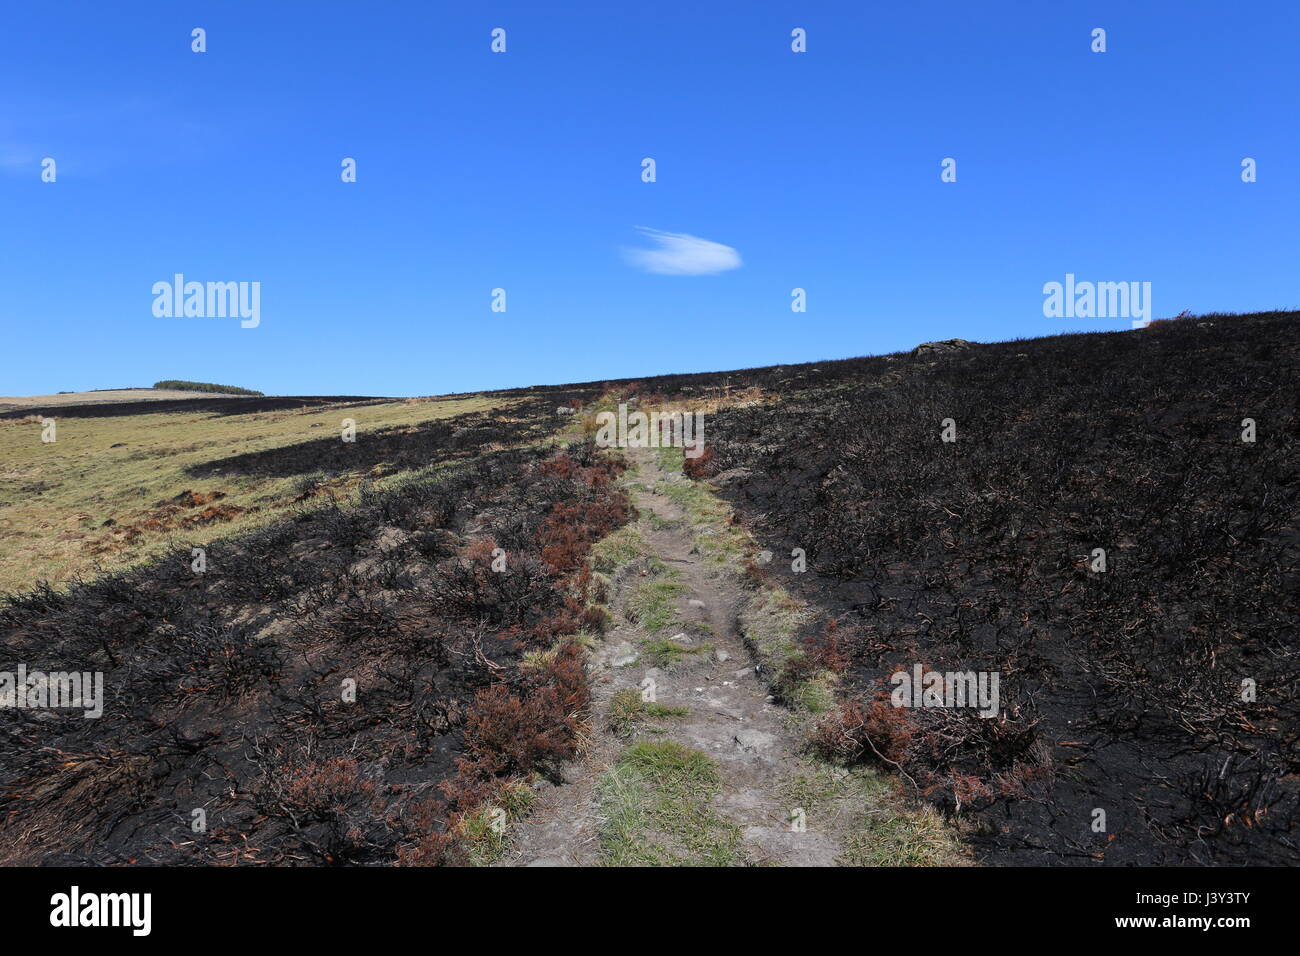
[0,386,623,865]
[0,394,509,591]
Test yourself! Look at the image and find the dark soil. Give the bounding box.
[681,311,1299,865]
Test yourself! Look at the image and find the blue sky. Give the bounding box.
[2,1,1296,397]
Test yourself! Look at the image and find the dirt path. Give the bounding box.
[498,446,842,866]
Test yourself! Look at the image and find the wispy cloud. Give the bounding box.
[623,227,742,276]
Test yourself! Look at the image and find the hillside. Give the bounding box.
[0,387,249,410]
[0,310,1295,866]
[0,394,507,591]
[695,310,1299,864]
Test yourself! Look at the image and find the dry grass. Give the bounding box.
[0,388,227,408]
[0,394,508,592]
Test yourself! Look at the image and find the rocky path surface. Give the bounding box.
[498,446,842,866]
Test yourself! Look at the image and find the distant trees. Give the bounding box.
[153,380,264,396]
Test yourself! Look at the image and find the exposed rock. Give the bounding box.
[912,338,974,358]
[734,729,775,753]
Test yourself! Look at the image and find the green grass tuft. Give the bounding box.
[459,779,539,866]
[738,585,811,684]
[597,740,743,866]
[638,636,710,668]
[785,672,840,713]
[777,763,970,867]
[589,524,647,573]
[608,688,689,736]
[625,575,685,633]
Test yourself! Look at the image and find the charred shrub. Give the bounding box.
[810,696,914,767]
[682,445,717,479]
[453,640,589,784]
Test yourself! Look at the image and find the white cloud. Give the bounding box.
[623,227,742,276]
